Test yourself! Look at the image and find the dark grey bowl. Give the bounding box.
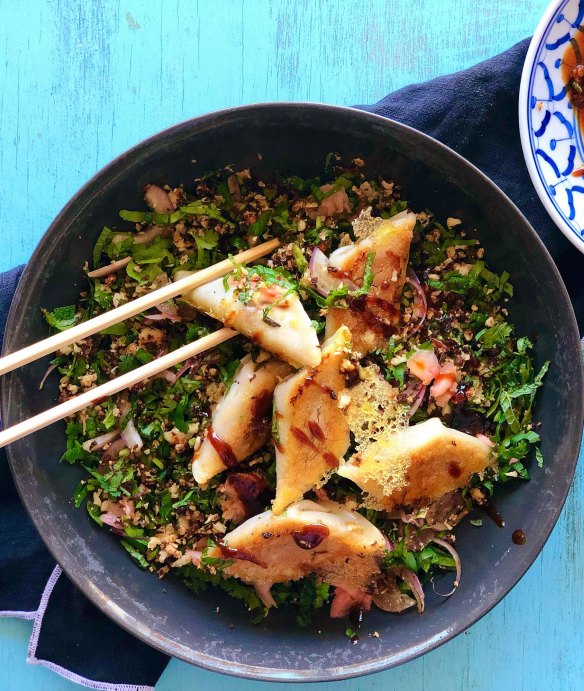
[2,104,582,681]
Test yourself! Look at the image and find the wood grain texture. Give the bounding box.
[1,1,582,690]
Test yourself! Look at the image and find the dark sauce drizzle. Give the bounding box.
[218,544,267,568]
[481,502,505,529]
[208,426,238,468]
[291,524,330,550]
[512,529,527,545]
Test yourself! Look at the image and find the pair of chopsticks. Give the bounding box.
[0,239,280,448]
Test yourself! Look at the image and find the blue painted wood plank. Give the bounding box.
[1,1,582,690]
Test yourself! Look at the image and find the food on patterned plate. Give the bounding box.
[45,156,548,631]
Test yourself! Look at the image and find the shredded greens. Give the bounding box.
[42,155,547,630]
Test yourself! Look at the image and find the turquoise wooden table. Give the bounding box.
[1,1,582,689]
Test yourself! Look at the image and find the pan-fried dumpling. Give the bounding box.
[207,499,386,596]
[338,417,493,510]
[271,326,351,514]
[325,211,415,354]
[177,269,321,368]
[192,355,291,485]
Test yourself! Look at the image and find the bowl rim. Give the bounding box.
[3,102,583,682]
[518,0,584,254]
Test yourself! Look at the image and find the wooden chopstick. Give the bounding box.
[0,327,236,448]
[0,238,280,377]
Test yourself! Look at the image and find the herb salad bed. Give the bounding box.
[42,156,548,630]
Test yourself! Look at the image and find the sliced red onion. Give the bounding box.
[156,303,183,321]
[121,419,143,451]
[156,345,170,358]
[118,399,131,415]
[144,303,183,323]
[432,538,462,597]
[255,582,277,609]
[82,430,120,453]
[102,438,127,461]
[406,267,427,333]
[38,362,59,390]
[132,225,171,245]
[143,312,166,321]
[174,360,193,380]
[86,256,132,278]
[395,510,424,527]
[399,569,425,613]
[476,433,495,447]
[408,384,427,417]
[383,534,394,552]
[100,512,124,535]
[185,549,202,567]
[151,369,177,384]
[372,571,416,613]
[309,247,358,296]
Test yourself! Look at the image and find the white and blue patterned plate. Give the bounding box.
[519,0,584,253]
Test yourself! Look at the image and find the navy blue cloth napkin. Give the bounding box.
[360,37,584,330]
[1,38,582,690]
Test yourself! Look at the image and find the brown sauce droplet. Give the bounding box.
[290,425,317,449]
[512,529,527,545]
[348,294,397,336]
[448,461,462,478]
[291,524,330,549]
[208,427,238,468]
[219,544,267,568]
[308,420,325,442]
[328,266,353,281]
[481,502,505,528]
[323,451,339,468]
[250,390,273,435]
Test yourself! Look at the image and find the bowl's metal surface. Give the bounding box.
[1,103,582,681]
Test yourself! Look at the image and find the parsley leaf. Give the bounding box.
[42,305,78,331]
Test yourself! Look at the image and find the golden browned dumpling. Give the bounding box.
[178,271,321,368]
[271,326,351,514]
[192,355,290,485]
[338,417,493,510]
[325,211,415,354]
[207,499,386,598]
